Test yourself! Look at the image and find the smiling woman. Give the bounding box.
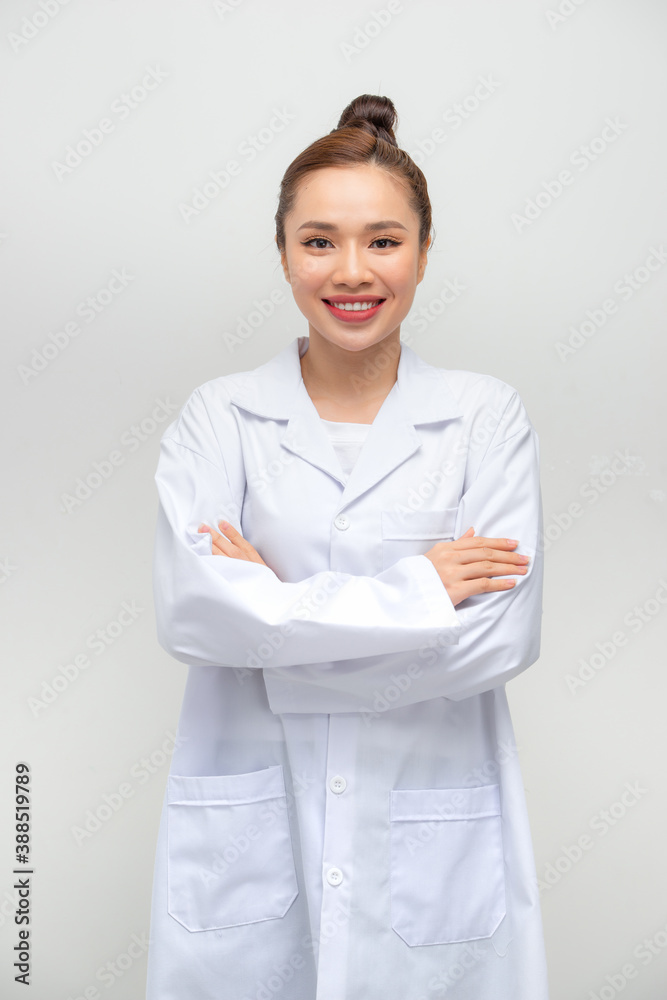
[145,94,549,1000]
[286,169,420,340]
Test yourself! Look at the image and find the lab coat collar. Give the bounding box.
[228,336,463,504]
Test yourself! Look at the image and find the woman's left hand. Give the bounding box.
[198,521,268,566]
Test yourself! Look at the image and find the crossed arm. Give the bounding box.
[197,520,531,607]
[155,385,543,709]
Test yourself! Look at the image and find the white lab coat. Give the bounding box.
[145,335,549,1000]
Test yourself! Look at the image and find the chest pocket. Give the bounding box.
[381,507,458,572]
[390,784,506,946]
[166,764,298,932]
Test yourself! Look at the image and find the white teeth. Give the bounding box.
[331,300,381,311]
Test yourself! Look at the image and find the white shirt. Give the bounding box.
[320,418,371,480]
[145,335,549,1000]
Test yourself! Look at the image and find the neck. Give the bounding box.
[300,330,401,405]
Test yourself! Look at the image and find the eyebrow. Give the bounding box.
[296,219,409,233]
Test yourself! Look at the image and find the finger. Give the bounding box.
[453,534,519,548]
[198,523,235,556]
[455,546,530,566]
[458,560,529,580]
[460,535,519,547]
[218,520,270,565]
[217,520,252,549]
[208,527,232,555]
[452,577,516,604]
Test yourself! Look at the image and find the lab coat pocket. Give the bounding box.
[390,784,505,946]
[381,508,458,571]
[167,764,298,932]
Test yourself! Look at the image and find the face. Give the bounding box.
[279,163,429,353]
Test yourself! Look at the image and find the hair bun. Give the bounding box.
[336,94,398,147]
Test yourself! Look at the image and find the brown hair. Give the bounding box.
[275,94,433,255]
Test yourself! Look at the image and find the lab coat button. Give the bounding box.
[330,775,347,794]
[334,514,350,530]
[326,867,343,886]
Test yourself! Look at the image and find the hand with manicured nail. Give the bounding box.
[423,526,531,607]
[198,520,269,567]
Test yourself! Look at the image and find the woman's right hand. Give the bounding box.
[423,527,530,607]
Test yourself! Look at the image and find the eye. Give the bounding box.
[370,237,402,249]
[300,236,403,250]
[301,237,334,249]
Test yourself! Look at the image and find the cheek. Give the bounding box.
[383,258,418,298]
[288,254,324,291]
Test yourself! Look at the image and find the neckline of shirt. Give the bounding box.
[320,418,373,428]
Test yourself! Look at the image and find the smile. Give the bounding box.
[322,298,386,322]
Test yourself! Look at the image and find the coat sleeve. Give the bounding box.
[152,385,462,671]
[262,390,544,713]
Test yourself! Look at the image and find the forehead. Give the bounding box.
[289,164,415,228]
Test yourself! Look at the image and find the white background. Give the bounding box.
[1,1,666,997]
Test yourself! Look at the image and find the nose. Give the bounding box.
[331,243,374,288]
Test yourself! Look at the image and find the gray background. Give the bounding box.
[1,0,666,997]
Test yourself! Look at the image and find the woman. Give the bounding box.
[145,94,549,1000]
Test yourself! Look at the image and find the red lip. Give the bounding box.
[322,298,386,323]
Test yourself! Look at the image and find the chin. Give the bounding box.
[308,327,390,352]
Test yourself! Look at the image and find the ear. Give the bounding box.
[416,238,430,285]
[277,238,292,284]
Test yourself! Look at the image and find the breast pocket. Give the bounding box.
[167,764,298,932]
[381,507,458,572]
[390,784,506,947]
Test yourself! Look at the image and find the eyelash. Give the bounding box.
[300,236,403,250]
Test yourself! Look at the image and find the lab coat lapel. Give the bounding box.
[228,336,464,507]
[229,337,347,486]
[337,386,421,506]
[281,379,424,504]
